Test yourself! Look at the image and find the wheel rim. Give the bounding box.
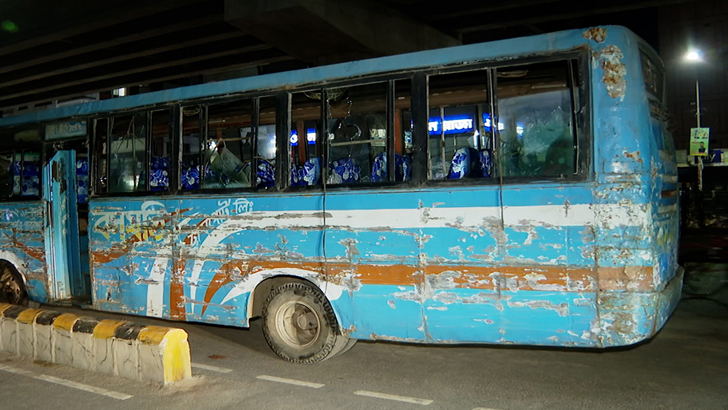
[0,268,23,305]
[275,300,321,348]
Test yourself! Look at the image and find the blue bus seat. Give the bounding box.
[328,157,361,184]
[150,155,169,191]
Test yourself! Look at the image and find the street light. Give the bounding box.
[684,49,703,127]
[685,50,703,62]
[684,49,706,193]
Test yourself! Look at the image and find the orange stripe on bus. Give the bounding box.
[210,261,654,292]
[170,260,187,320]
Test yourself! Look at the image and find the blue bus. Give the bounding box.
[0,26,681,363]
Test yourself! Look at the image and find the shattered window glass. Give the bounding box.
[108,112,148,193]
[496,60,578,178]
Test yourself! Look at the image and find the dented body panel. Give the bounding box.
[0,202,50,303]
[0,26,681,348]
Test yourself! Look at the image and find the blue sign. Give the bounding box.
[482,113,522,136]
[291,128,317,146]
[428,114,474,135]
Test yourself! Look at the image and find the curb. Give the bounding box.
[0,303,191,385]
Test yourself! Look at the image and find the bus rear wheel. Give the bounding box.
[0,264,29,306]
[262,282,351,363]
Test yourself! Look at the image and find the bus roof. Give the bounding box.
[0,25,640,128]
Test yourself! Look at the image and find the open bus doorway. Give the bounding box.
[43,134,91,304]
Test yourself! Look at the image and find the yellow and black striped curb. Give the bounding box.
[0,303,191,385]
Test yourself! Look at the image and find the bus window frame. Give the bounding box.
[417,50,592,187]
[0,124,43,202]
[90,106,175,199]
[193,94,279,195]
[85,51,591,199]
[283,74,419,193]
[318,76,417,190]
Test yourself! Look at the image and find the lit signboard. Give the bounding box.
[291,128,317,146]
[428,115,474,135]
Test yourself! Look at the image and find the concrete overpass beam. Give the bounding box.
[224,0,460,64]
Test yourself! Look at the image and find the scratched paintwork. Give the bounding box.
[0,202,49,303]
[0,26,681,348]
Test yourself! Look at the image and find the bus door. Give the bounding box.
[43,146,91,302]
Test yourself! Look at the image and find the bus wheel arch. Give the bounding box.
[0,260,31,306]
[256,277,355,363]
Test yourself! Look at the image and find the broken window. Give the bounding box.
[108,112,148,193]
[93,118,108,194]
[201,96,280,190]
[496,60,578,178]
[325,82,388,185]
[203,99,254,189]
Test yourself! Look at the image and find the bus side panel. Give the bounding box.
[417,188,503,343]
[322,191,426,341]
[496,185,599,346]
[0,201,49,303]
[176,196,287,326]
[89,199,175,317]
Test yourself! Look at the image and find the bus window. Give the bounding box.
[392,79,413,182]
[496,60,577,178]
[181,106,202,190]
[108,112,148,193]
[290,91,322,187]
[428,69,493,180]
[93,118,108,194]
[0,153,13,197]
[204,99,254,189]
[0,151,40,198]
[257,96,277,189]
[0,125,41,199]
[326,82,387,185]
[149,110,172,192]
[16,152,41,197]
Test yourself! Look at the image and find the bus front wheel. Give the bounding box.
[262,282,352,363]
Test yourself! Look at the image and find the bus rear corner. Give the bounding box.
[596,265,683,347]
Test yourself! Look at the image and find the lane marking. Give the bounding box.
[256,375,324,389]
[354,390,433,405]
[191,362,233,373]
[0,364,132,400]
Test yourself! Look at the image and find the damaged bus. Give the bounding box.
[0,26,681,363]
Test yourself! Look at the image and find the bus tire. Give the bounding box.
[0,263,30,306]
[330,336,357,357]
[262,282,344,364]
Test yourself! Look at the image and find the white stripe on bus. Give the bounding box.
[178,203,649,230]
[146,258,168,318]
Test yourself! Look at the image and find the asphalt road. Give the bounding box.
[1,288,726,410]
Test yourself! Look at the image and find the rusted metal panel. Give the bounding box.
[0,202,49,303]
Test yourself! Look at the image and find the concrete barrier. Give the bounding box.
[0,303,191,385]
